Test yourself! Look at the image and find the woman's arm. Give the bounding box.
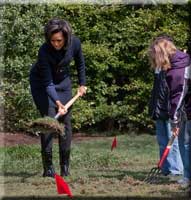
[73,37,86,90]
[38,44,60,103]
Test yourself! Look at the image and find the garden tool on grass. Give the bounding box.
[30,87,86,135]
[144,134,176,184]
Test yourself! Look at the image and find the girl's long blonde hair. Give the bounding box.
[148,38,177,71]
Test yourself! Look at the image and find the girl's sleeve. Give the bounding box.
[167,65,191,128]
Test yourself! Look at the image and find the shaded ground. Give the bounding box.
[0,132,104,147]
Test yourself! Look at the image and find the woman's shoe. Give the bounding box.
[43,165,55,178]
[60,164,70,176]
[59,150,70,176]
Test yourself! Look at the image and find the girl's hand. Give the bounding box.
[172,127,180,137]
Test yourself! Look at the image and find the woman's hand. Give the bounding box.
[78,85,87,96]
[56,100,67,116]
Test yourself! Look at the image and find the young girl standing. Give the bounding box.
[148,36,190,177]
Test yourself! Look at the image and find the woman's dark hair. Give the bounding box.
[44,18,72,49]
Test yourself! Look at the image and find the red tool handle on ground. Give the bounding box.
[157,135,176,168]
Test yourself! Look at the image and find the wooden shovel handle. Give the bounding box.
[54,87,87,119]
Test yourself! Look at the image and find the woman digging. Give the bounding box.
[29,18,86,178]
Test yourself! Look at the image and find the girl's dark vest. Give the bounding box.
[148,70,170,120]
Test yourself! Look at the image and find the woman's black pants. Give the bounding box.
[39,88,72,173]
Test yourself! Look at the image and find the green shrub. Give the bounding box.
[2,3,190,132]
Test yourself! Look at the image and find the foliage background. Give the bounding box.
[1,3,190,133]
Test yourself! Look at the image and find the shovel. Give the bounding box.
[30,88,86,135]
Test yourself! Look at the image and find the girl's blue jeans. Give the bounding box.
[178,120,191,180]
[156,120,183,175]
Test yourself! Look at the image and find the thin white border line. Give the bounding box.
[0,0,189,5]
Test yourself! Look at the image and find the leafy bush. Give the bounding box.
[2,3,190,132]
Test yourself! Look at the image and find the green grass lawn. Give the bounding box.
[0,134,189,199]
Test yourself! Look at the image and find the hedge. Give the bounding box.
[1,3,190,132]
